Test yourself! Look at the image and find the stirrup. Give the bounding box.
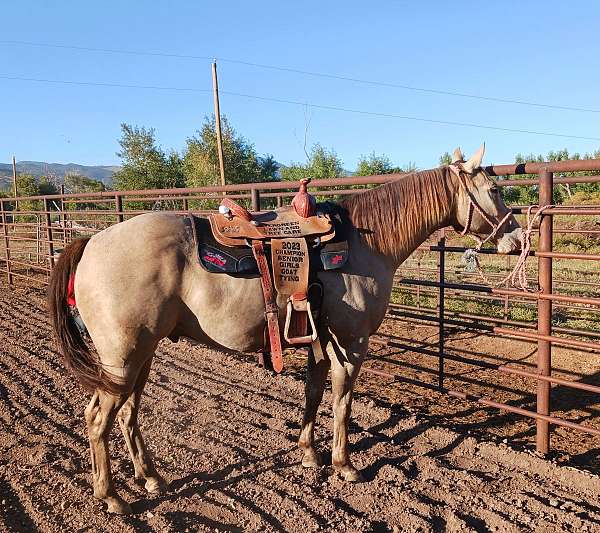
[284,295,318,345]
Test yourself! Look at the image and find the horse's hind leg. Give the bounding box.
[298,345,330,468]
[85,390,130,514]
[117,356,167,494]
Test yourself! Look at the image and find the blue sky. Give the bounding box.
[1,1,599,171]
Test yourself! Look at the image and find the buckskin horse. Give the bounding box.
[48,144,522,514]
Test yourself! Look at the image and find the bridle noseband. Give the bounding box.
[449,162,513,250]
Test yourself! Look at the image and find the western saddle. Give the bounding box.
[190,178,347,373]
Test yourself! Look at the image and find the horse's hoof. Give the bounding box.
[145,476,168,494]
[344,469,365,483]
[301,450,322,468]
[335,466,364,483]
[104,496,132,515]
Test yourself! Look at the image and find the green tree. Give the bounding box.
[258,154,279,181]
[548,147,600,199]
[16,174,38,197]
[113,123,185,191]
[399,161,418,173]
[280,144,344,181]
[355,152,393,176]
[439,152,453,166]
[64,174,106,194]
[163,152,186,189]
[354,153,415,194]
[183,116,266,188]
[62,174,107,211]
[503,149,600,205]
[38,176,58,196]
[505,152,544,205]
[14,174,40,218]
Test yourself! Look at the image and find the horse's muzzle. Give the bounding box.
[496,227,523,255]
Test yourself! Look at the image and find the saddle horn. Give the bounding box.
[292,178,317,218]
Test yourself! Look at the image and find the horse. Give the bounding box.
[48,144,522,514]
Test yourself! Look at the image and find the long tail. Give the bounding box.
[47,238,121,393]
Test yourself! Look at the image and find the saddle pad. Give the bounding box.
[189,215,259,275]
[188,213,348,276]
[199,244,258,274]
[271,238,310,296]
[320,241,349,270]
[209,205,334,245]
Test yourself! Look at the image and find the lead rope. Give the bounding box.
[497,204,554,290]
[466,204,554,290]
[448,164,553,291]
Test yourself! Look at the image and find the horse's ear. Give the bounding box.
[451,147,464,163]
[462,143,486,174]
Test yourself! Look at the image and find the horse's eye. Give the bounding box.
[490,187,499,194]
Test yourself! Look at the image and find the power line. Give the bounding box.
[219,59,600,115]
[0,39,214,62]
[1,39,599,114]
[220,90,600,141]
[0,74,210,93]
[1,74,599,141]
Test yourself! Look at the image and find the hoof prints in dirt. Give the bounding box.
[0,283,599,532]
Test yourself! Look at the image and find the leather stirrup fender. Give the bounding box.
[251,241,284,373]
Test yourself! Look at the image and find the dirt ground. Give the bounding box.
[1,282,599,532]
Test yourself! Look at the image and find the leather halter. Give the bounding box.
[449,162,513,250]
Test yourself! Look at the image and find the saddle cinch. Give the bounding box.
[189,178,349,373]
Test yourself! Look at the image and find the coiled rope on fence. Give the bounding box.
[465,204,554,291]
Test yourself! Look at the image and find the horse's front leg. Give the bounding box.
[298,345,331,468]
[329,336,366,482]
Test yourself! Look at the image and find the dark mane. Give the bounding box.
[341,167,454,259]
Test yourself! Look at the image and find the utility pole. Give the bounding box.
[12,156,18,210]
[211,61,226,188]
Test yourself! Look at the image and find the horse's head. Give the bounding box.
[449,144,522,254]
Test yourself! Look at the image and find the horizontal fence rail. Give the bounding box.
[1,159,600,456]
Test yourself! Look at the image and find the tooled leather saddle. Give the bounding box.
[188,178,349,372]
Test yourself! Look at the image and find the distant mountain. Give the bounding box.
[0,161,119,189]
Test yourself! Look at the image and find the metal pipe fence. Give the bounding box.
[1,160,599,455]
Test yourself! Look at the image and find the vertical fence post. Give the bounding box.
[276,195,283,208]
[115,194,124,223]
[43,198,55,270]
[438,228,446,389]
[503,255,511,320]
[60,184,67,246]
[12,156,18,211]
[251,188,261,212]
[36,215,41,264]
[536,170,553,454]
[416,257,421,308]
[1,199,13,285]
